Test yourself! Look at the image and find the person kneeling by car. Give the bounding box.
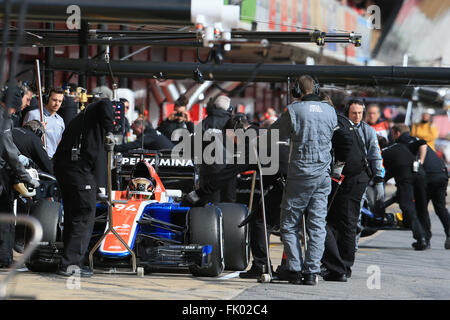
[181,113,283,279]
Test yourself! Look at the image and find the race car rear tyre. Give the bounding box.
[216,203,250,271]
[188,206,224,277]
[25,199,62,272]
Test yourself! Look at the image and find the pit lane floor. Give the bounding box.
[1,185,449,300]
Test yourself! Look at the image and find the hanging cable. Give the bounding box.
[104,41,118,99]
[196,47,213,64]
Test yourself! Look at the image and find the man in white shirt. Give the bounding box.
[23,87,65,159]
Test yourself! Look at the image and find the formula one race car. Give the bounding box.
[25,151,250,278]
[359,189,407,237]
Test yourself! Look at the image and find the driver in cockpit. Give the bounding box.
[127,177,156,200]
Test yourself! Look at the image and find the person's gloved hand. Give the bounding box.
[104,132,115,151]
[18,155,30,167]
[331,161,345,179]
[180,190,200,207]
[374,182,385,203]
[25,179,40,189]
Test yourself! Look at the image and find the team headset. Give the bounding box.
[34,125,44,138]
[291,76,321,98]
[42,88,65,105]
[342,100,366,118]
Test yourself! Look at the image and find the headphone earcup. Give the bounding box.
[313,82,320,96]
[292,78,320,98]
[343,102,365,118]
[291,81,302,98]
[43,90,65,105]
[343,104,350,117]
[36,127,44,138]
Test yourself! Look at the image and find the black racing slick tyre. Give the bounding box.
[360,227,378,238]
[25,243,62,272]
[28,199,61,243]
[360,211,379,238]
[188,206,224,277]
[25,199,62,272]
[216,203,250,271]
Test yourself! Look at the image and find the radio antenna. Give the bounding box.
[140,122,144,161]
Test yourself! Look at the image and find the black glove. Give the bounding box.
[180,190,201,207]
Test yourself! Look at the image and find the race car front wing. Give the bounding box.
[137,244,213,270]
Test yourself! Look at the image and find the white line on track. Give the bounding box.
[218,271,241,280]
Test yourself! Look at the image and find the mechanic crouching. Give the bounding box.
[239,139,289,279]
[53,98,115,277]
[182,112,258,206]
[11,120,55,253]
[393,124,450,249]
[182,112,283,277]
[378,136,429,250]
[12,120,53,175]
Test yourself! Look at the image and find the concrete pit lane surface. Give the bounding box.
[1,185,449,300]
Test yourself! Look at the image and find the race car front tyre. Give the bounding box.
[360,212,379,238]
[360,228,378,238]
[25,199,62,272]
[216,203,250,271]
[26,199,61,243]
[25,243,62,272]
[188,206,225,277]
